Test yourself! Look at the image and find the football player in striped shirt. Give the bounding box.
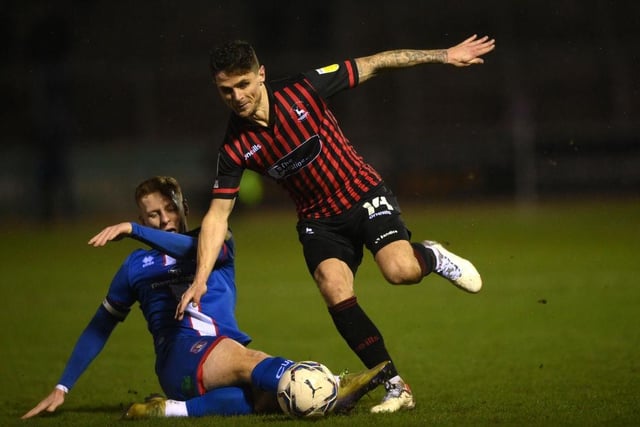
[178,35,495,413]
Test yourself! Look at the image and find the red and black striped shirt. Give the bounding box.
[213,59,382,219]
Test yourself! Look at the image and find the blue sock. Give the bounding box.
[251,357,294,391]
[185,386,253,416]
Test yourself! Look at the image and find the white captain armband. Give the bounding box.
[55,384,69,394]
[102,298,128,320]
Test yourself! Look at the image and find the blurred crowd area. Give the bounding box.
[1,1,639,221]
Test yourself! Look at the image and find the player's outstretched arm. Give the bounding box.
[176,198,235,320]
[90,222,198,258]
[88,222,133,247]
[21,387,65,419]
[445,34,496,67]
[355,34,495,82]
[22,306,120,419]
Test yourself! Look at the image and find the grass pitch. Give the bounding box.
[2,198,639,426]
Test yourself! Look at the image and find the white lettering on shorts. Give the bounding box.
[374,229,399,245]
[362,196,394,219]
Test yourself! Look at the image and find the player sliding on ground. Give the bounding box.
[22,176,387,420]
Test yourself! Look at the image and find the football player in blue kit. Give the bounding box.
[22,176,388,419]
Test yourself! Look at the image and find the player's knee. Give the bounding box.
[313,259,355,305]
[316,281,354,306]
[375,241,422,284]
[381,261,421,285]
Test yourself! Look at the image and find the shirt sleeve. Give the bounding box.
[57,257,135,390]
[212,150,243,200]
[129,223,233,265]
[302,59,359,99]
[57,305,120,391]
[130,222,196,258]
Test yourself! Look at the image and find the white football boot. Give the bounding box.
[422,241,482,293]
[370,379,416,413]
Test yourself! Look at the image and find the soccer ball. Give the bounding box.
[277,361,339,418]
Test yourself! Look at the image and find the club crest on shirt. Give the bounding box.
[290,102,309,122]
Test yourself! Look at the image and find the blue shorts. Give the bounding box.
[155,335,226,400]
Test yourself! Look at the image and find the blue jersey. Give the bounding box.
[104,232,251,352]
[57,225,250,392]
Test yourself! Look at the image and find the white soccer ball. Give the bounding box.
[277,361,339,418]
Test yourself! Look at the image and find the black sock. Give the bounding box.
[328,296,398,377]
[411,242,436,276]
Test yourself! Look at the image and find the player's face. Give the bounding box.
[214,65,265,118]
[137,192,184,232]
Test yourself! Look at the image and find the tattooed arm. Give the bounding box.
[355,34,495,83]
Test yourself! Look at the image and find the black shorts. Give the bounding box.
[296,184,411,276]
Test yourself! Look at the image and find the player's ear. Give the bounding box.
[183,200,189,217]
[136,200,146,225]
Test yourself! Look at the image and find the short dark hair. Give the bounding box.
[209,40,259,75]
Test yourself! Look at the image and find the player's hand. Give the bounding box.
[175,281,207,320]
[446,34,495,67]
[21,388,66,419]
[88,222,134,247]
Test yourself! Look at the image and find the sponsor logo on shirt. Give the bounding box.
[244,144,262,160]
[142,256,154,268]
[315,64,340,75]
[267,135,322,179]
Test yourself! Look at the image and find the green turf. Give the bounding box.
[2,198,639,426]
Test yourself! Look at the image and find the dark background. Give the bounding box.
[1,0,639,221]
